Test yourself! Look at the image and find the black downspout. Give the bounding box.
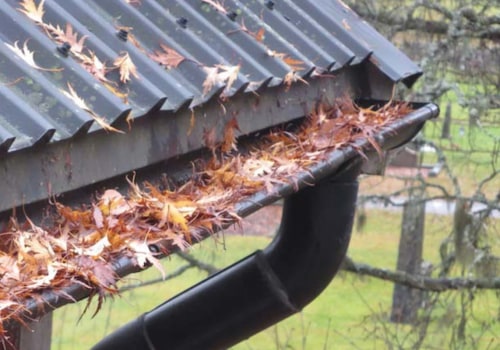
[92,162,361,350]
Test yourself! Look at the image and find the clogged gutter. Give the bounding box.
[0,98,412,338]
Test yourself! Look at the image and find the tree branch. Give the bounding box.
[342,256,500,292]
[348,2,500,40]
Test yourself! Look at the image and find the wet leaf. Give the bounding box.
[6,41,62,72]
[18,0,45,24]
[202,64,240,96]
[202,0,227,14]
[48,23,88,55]
[221,117,241,153]
[149,43,186,69]
[113,52,139,83]
[60,83,124,133]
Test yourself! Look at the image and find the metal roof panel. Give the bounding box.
[0,0,422,154]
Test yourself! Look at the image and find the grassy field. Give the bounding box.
[50,210,500,349]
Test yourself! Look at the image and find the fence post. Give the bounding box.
[5,313,52,350]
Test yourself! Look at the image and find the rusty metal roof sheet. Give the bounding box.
[0,0,421,154]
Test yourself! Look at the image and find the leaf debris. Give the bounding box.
[6,40,61,72]
[60,83,124,133]
[0,97,412,336]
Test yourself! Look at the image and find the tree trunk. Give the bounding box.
[390,188,426,324]
[441,102,451,139]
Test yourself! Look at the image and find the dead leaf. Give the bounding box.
[283,71,309,90]
[283,57,305,71]
[127,240,165,278]
[6,41,62,72]
[60,83,124,133]
[342,19,351,30]
[202,0,227,14]
[81,51,109,82]
[18,0,45,24]
[202,64,240,96]
[113,52,139,83]
[47,23,88,55]
[76,236,111,257]
[221,117,241,153]
[255,27,265,42]
[149,43,186,69]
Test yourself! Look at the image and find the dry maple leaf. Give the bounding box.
[167,232,191,251]
[6,41,62,72]
[149,43,186,69]
[113,52,139,83]
[80,51,109,82]
[202,0,227,14]
[127,240,165,278]
[60,83,124,133]
[267,50,304,71]
[202,64,240,96]
[255,27,265,42]
[283,71,309,91]
[47,23,88,55]
[18,0,45,24]
[283,56,305,71]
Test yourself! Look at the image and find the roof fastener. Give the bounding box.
[266,1,275,10]
[117,29,129,41]
[148,244,160,254]
[227,11,238,21]
[177,17,188,28]
[57,42,71,57]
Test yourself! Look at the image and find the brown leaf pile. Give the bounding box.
[0,97,412,338]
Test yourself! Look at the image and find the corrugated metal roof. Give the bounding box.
[0,0,421,154]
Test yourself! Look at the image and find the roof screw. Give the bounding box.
[148,244,160,254]
[117,28,129,41]
[177,17,188,28]
[57,42,71,57]
[266,1,275,10]
[227,10,238,21]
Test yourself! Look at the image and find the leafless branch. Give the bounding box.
[342,256,500,292]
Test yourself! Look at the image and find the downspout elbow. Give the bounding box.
[264,166,360,309]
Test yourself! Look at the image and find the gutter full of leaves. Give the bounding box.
[0,98,438,340]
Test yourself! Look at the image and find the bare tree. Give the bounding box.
[343,0,500,348]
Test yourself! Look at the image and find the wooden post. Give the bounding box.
[4,314,52,350]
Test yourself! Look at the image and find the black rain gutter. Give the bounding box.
[92,102,439,350]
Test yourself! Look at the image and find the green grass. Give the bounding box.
[51,211,500,350]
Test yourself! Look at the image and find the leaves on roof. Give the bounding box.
[47,23,88,55]
[149,43,187,70]
[202,0,227,14]
[60,83,124,133]
[283,70,309,91]
[15,0,320,108]
[202,64,240,96]
[113,52,139,84]
[5,40,61,72]
[18,0,45,24]
[16,2,138,103]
